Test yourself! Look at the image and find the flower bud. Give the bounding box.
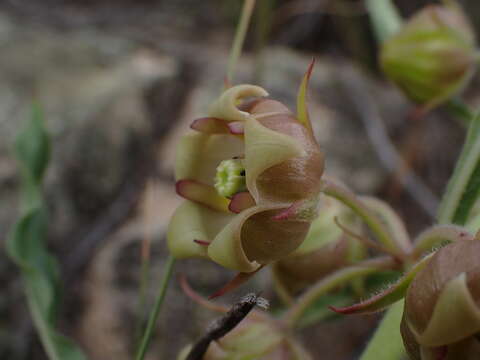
[380,3,477,109]
[402,240,480,359]
[273,194,365,296]
[177,315,311,360]
[168,83,325,273]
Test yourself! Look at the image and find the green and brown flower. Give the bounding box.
[167,80,324,273]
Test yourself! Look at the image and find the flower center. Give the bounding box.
[214,159,246,197]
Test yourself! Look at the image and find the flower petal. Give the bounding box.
[208,203,310,272]
[229,191,256,213]
[244,117,306,202]
[167,201,233,259]
[409,273,480,347]
[207,206,268,273]
[176,180,230,212]
[175,132,244,185]
[208,85,269,122]
[190,117,231,134]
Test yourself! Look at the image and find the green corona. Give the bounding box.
[214,159,246,198]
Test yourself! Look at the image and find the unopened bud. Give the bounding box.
[381,3,477,109]
[402,240,480,359]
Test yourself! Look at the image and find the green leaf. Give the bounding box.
[6,105,86,360]
[366,0,403,44]
[438,111,480,225]
[360,300,406,360]
[14,104,50,186]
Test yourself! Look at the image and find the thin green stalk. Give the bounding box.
[359,300,406,360]
[437,113,480,224]
[253,0,275,83]
[135,254,151,343]
[283,257,394,329]
[227,0,256,84]
[135,256,175,360]
[321,179,407,257]
[365,0,402,43]
[26,285,61,360]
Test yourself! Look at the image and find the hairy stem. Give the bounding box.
[283,257,396,328]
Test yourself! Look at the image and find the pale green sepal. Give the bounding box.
[244,117,306,201]
[208,205,280,273]
[296,60,314,132]
[167,201,233,259]
[208,84,269,122]
[175,132,244,185]
[412,273,480,347]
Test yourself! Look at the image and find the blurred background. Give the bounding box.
[2,0,480,359]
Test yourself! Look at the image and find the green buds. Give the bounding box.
[167,81,324,273]
[401,240,480,359]
[380,3,477,109]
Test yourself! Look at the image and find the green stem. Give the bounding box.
[26,284,60,360]
[227,0,256,84]
[135,254,151,344]
[437,112,480,224]
[365,0,402,43]
[135,256,175,360]
[412,224,474,257]
[283,257,395,329]
[359,300,405,360]
[321,179,407,257]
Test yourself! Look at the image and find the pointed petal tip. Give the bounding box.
[208,266,264,299]
[228,192,255,213]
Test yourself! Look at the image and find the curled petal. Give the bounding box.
[208,205,310,272]
[410,273,480,347]
[167,201,233,259]
[208,84,269,122]
[190,117,231,134]
[190,117,244,135]
[175,132,244,185]
[244,117,306,202]
[176,180,230,212]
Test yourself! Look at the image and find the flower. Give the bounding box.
[167,83,324,273]
[401,240,480,359]
[380,2,477,109]
[273,194,366,297]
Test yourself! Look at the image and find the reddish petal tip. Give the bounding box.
[193,239,211,246]
[228,192,255,213]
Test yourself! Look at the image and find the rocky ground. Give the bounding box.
[0,1,472,359]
